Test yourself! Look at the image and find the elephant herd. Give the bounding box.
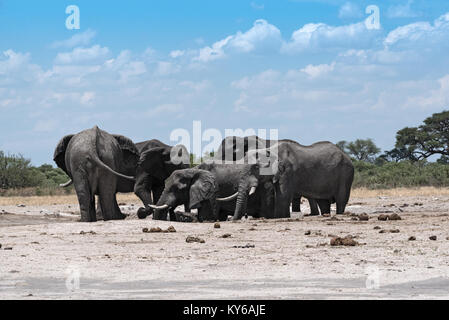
[53,126,354,223]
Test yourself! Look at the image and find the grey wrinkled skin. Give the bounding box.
[153,169,219,222]
[197,162,275,221]
[133,139,190,220]
[53,126,139,222]
[215,136,319,215]
[249,141,354,218]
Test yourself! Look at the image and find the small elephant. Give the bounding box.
[150,162,274,222]
[149,168,220,222]
[133,140,190,219]
[53,126,139,222]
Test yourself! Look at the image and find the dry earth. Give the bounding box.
[1,187,449,299]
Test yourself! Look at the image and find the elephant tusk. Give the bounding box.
[59,179,73,187]
[149,204,169,210]
[217,192,239,202]
[249,186,257,195]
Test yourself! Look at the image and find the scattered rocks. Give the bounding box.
[389,213,402,221]
[408,236,416,241]
[429,236,437,241]
[233,244,255,249]
[186,236,205,243]
[214,222,221,229]
[358,213,369,221]
[378,213,402,221]
[143,226,176,233]
[380,229,400,234]
[330,235,359,246]
[79,231,97,235]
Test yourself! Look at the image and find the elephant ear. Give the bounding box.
[189,170,217,209]
[53,134,74,176]
[113,135,139,157]
[138,147,165,168]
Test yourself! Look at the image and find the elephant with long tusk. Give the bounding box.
[151,161,275,222]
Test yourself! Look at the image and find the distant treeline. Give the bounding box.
[0,151,71,196]
[1,110,449,196]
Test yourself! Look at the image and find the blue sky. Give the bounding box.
[1,0,449,165]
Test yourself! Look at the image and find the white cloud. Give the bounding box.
[170,50,185,58]
[387,0,419,18]
[338,2,363,19]
[250,2,264,10]
[51,29,97,49]
[195,20,281,62]
[55,45,110,64]
[146,103,184,117]
[384,12,449,47]
[281,21,380,53]
[301,62,336,78]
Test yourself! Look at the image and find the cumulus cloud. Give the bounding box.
[51,29,97,49]
[195,20,282,62]
[384,12,449,47]
[281,21,381,53]
[387,0,420,18]
[55,45,110,64]
[301,62,336,78]
[338,2,363,19]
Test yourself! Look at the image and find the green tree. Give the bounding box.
[394,110,449,160]
[345,139,381,163]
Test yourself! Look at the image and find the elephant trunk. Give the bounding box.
[233,182,249,221]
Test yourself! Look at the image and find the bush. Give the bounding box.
[353,160,449,189]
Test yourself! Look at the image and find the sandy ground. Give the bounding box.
[1,188,449,300]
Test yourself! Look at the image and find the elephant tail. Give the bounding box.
[90,126,136,182]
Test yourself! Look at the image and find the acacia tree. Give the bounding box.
[393,110,449,161]
[344,139,381,163]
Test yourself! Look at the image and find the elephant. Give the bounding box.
[134,140,190,220]
[215,135,320,215]
[248,141,354,218]
[149,168,220,222]
[53,126,139,222]
[149,162,275,221]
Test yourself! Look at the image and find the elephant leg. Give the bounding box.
[73,172,96,222]
[274,183,292,218]
[317,199,331,214]
[309,198,320,216]
[218,210,228,221]
[98,177,125,221]
[96,199,104,221]
[291,195,302,212]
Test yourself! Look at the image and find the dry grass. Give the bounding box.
[350,186,449,198]
[1,187,449,206]
[0,193,141,206]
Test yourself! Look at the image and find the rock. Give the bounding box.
[186,236,205,243]
[17,204,26,208]
[379,230,387,233]
[446,237,449,241]
[373,226,381,230]
[408,236,416,241]
[330,235,358,246]
[233,244,255,248]
[0,243,2,249]
[358,213,369,221]
[390,229,400,233]
[4,247,13,250]
[389,213,402,221]
[166,226,176,233]
[221,234,232,238]
[304,230,311,235]
[249,227,256,231]
[214,222,221,229]
[378,214,388,221]
[429,236,437,241]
